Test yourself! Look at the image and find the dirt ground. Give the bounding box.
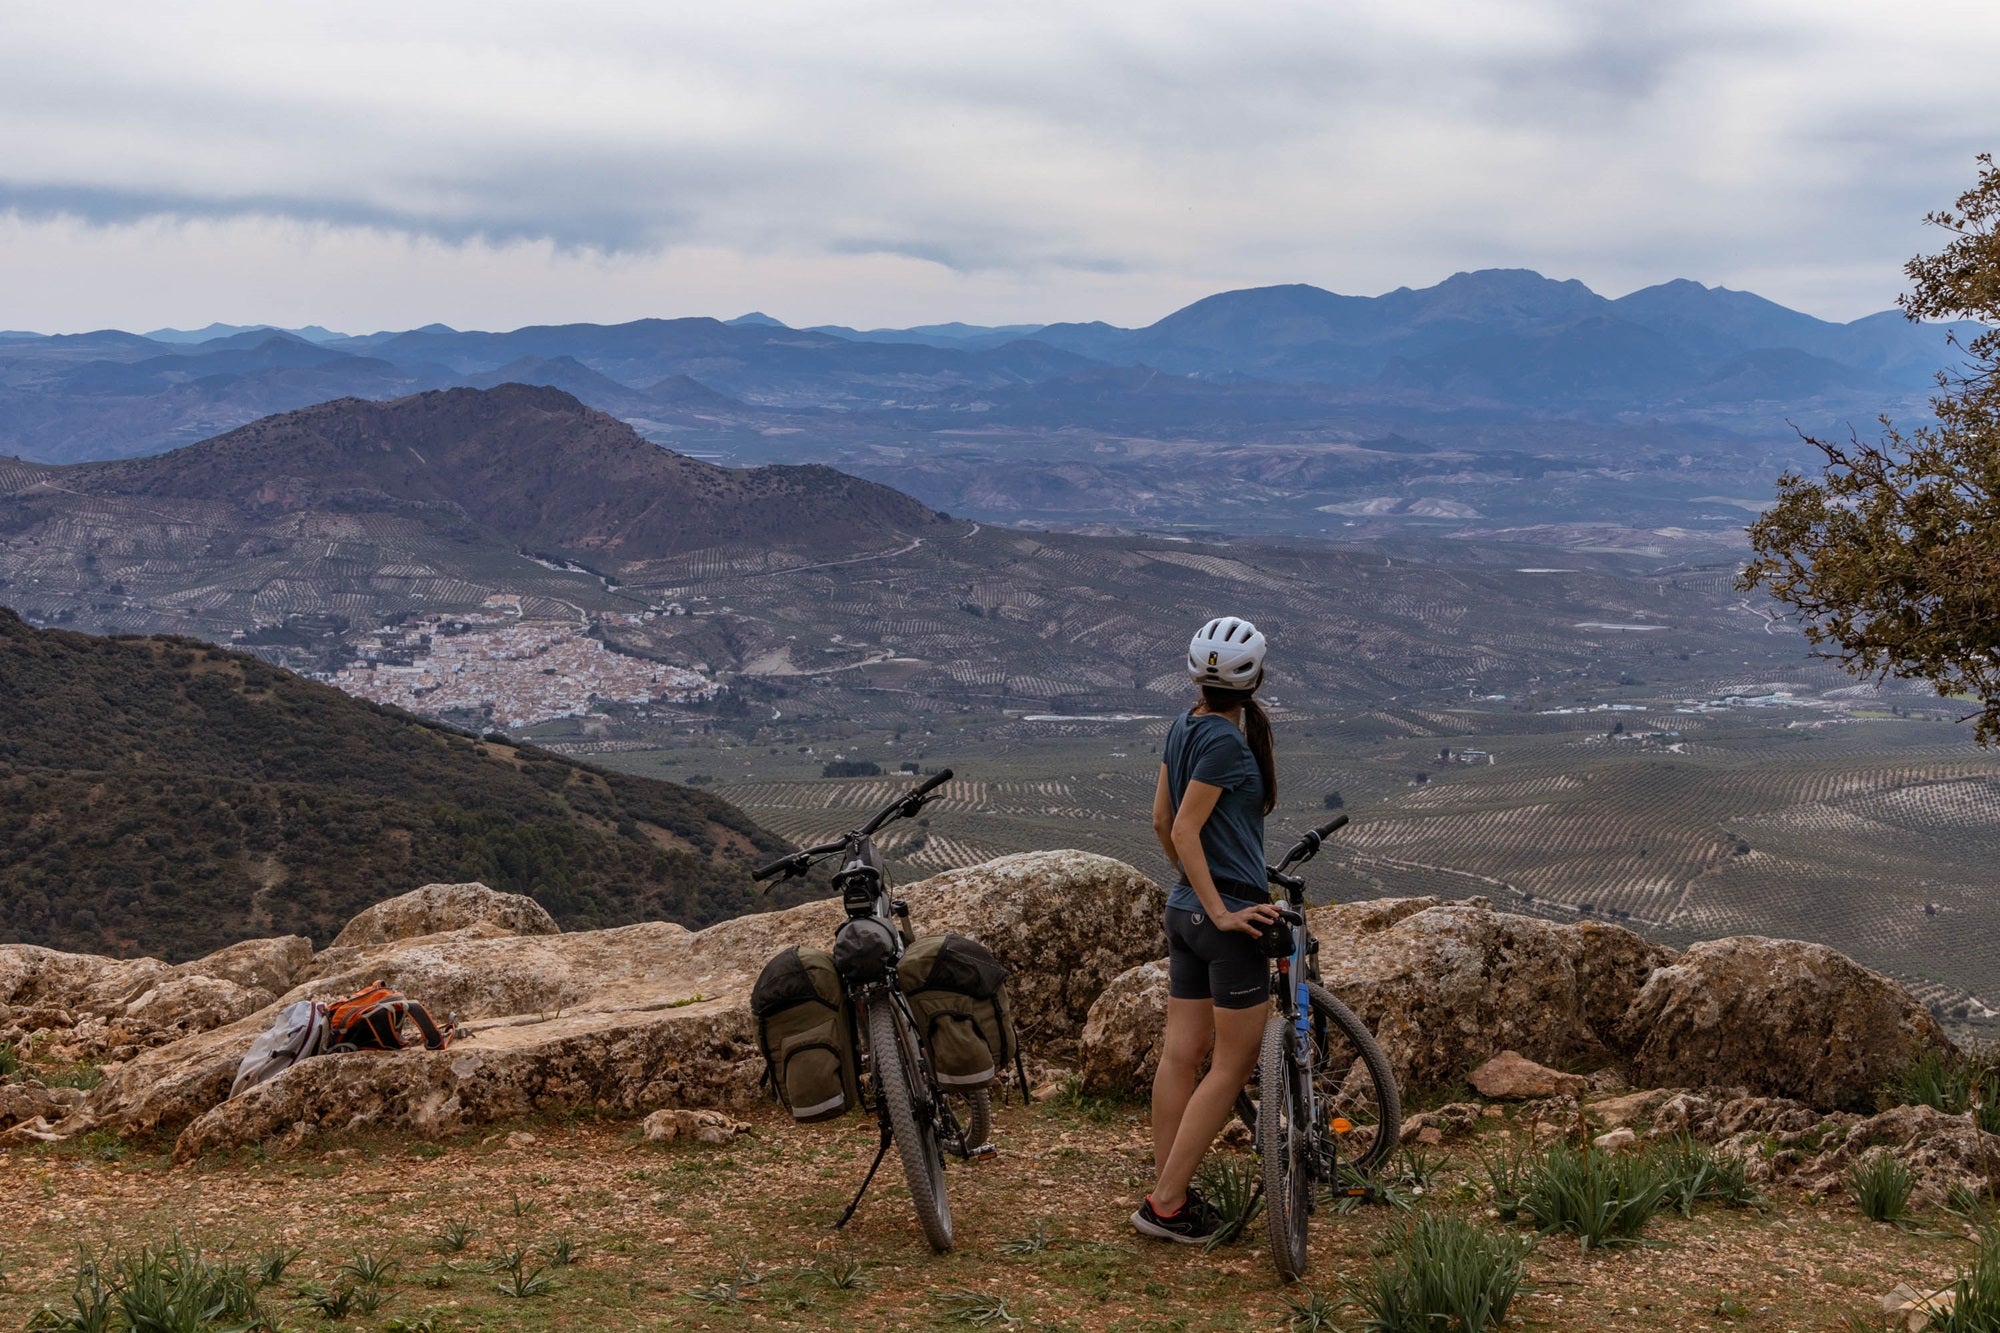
[0,1096,1979,1332]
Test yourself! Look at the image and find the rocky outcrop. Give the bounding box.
[75,851,1162,1159]
[1617,937,1954,1110]
[330,883,559,949]
[1079,896,1674,1094]
[1078,961,1170,1092]
[1468,1051,1588,1100]
[1604,1089,2000,1209]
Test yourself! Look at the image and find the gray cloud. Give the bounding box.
[0,1,1994,331]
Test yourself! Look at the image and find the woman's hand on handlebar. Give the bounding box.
[1215,902,1282,935]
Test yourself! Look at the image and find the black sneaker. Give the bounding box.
[1131,1190,1223,1244]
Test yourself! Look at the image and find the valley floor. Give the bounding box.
[3,1099,1974,1332]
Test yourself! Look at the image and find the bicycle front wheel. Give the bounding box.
[1235,981,1401,1177]
[866,999,954,1252]
[1258,1013,1311,1281]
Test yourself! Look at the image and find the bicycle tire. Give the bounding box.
[1258,1012,1312,1281]
[867,1000,954,1252]
[956,1088,993,1153]
[1235,981,1401,1177]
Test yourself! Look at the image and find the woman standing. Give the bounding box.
[1133,616,1281,1243]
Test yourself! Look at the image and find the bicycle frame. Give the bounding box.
[1266,814,1352,1184]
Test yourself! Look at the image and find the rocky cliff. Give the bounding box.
[0,857,1978,1184]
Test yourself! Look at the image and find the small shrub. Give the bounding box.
[1042,1073,1121,1125]
[1349,1214,1534,1333]
[0,1040,20,1079]
[1194,1155,1263,1249]
[255,1241,302,1286]
[431,1219,475,1254]
[295,1281,361,1319]
[997,1221,1057,1255]
[26,1255,113,1333]
[1480,1145,1532,1223]
[1946,1185,2000,1235]
[1929,1231,2000,1332]
[1282,1286,1342,1331]
[493,1262,555,1299]
[937,1289,1020,1326]
[337,1250,398,1287]
[1651,1136,1760,1215]
[1517,1141,1667,1249]
[1850,1155,1916,1225]
[810,1258,868,1290]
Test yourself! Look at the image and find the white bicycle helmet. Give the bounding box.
[1187,616,1266,688]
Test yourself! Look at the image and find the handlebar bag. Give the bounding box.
[751,946,860,1123]
[897,933,1017,1091]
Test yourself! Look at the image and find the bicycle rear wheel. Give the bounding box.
[955,1088,993,1153]
[1235,981,1400,1177]
[1257,1013,1311,1281]
[866,999,954,1252]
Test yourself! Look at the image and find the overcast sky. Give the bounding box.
[2,1,1995,334]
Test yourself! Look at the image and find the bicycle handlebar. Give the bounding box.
[752,771,956,880]
[1272,813,1351,878]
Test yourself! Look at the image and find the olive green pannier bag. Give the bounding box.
[897,933,1018,1091]
[751,945,861,1123]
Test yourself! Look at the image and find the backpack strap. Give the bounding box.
[401,1000,456,1050]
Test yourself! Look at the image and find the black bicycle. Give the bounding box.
[1235,813,1401,1281]
[752,769,989,1252]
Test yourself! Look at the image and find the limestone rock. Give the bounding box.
[642,1108,748,1144]
[85,850,1161,1159]
[1322,901,1675,1090]
[1593,1127,1638,1151]
[1468,1051,1589,1100]
[1617,937,1954,1110]
[176,936,313,997]
[1399,1102,1483,1145]
[1076,897,1674,1095]
[1587,1087,1677,1128]
[1,1081,85,1130]
[1078,961,1168,1094]
[1080,892,1672,1088]
[124,976,273,1034]
[330,883,561,949]
[0,944,174,1021]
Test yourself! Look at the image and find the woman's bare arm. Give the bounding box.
[1152,765,1179,872]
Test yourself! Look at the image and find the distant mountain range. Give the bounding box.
[0,269,1972,466]
[0,385,949,667]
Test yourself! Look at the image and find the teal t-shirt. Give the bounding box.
[1161,710,1267,913]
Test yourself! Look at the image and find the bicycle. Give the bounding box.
[1234,813,1402,1281]
[752,769,991,1252]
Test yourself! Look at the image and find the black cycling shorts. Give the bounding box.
[1164,906,1270,1010]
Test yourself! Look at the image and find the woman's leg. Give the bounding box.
[1152,997,1215,1177]
[1150,1000,1266,1214]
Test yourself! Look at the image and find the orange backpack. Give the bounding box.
[324,981,456,1052]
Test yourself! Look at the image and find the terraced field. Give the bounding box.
[591,702,2000,1030]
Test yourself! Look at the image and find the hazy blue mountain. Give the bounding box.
[804,320,1048,350]
[0,268,1975,465]
[144,322,348,344]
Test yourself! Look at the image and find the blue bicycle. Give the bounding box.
[1241,814,1401,1281]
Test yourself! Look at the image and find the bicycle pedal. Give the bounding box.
[970,1142,999,1161]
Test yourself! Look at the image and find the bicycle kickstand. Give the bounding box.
[834,1123,894,1230]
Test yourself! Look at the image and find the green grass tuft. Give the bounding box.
[1516,1140,1667,1249]
[1194,1154,1264,1249]
[1849,1154,1916,1225]
[1348,1213,1534,1333]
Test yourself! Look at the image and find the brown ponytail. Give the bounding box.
[1198,683,1277,815]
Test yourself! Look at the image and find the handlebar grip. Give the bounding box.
[751,856,797,882]
[910,768,954,797]
[1314,813,1350,839]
